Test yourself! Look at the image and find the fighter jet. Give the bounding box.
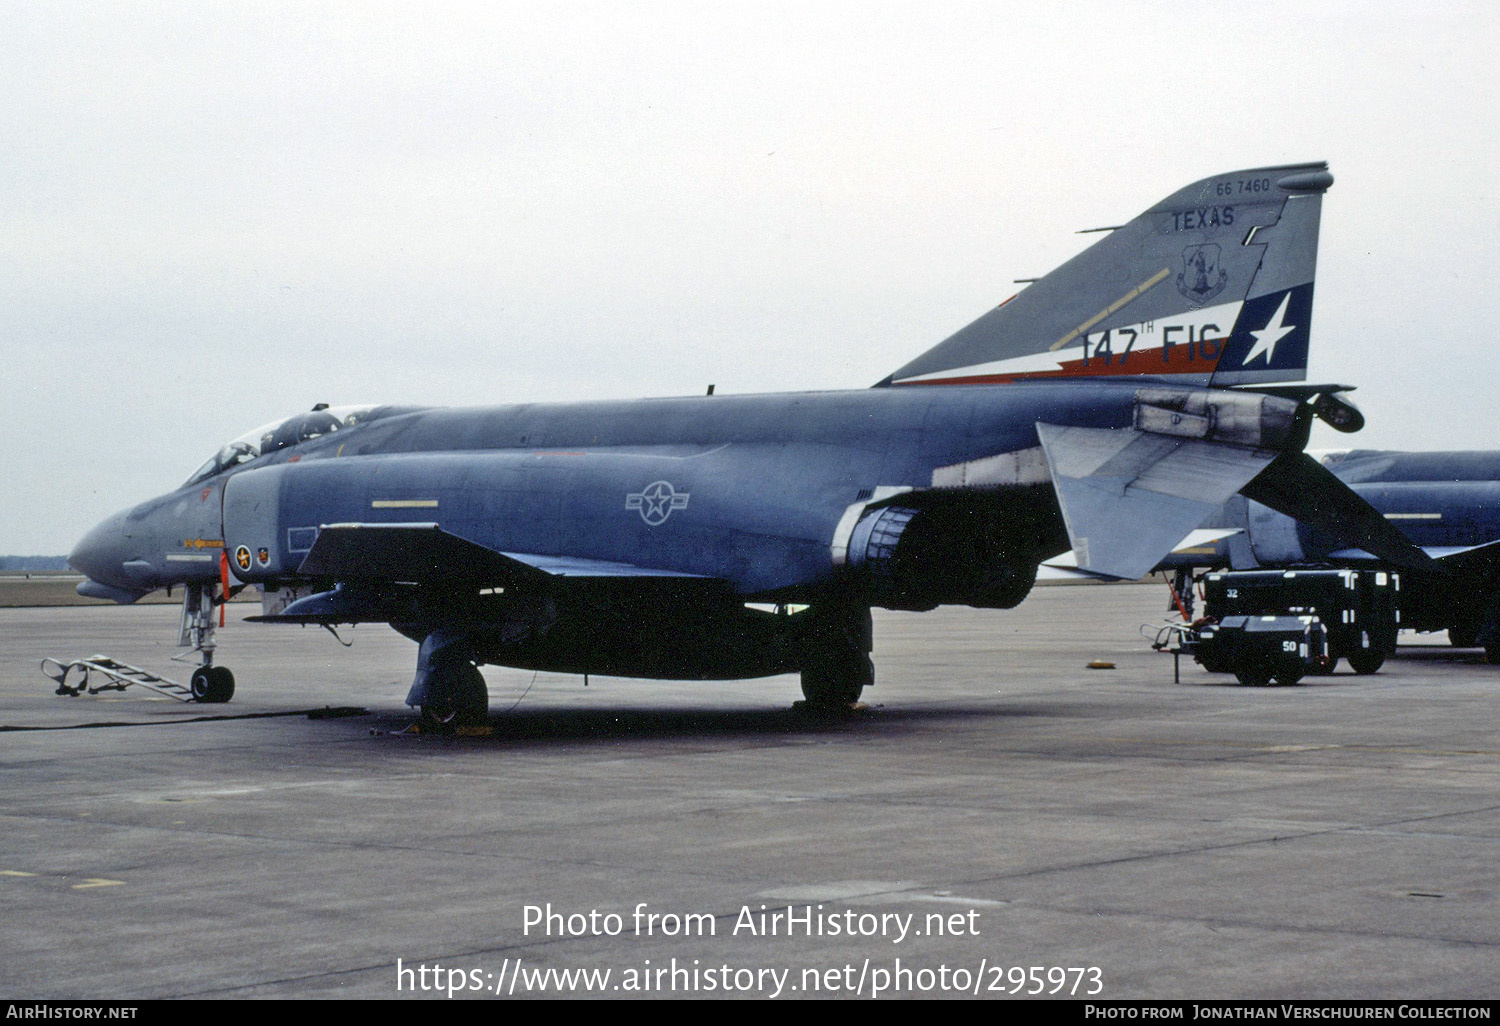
[1158,449,1500,661]
[68,162,1430,722]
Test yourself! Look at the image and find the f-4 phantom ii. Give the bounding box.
[68,162,1434,722]
[1158,449,1500,661]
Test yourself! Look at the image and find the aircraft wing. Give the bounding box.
[251,523,723,624]
[500,552,712,578]
[295,522,710,583]
[297,522,540,584]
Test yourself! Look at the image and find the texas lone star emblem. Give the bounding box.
[626,481,690,526]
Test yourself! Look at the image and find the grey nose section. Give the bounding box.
[68,512,147,599]
[69,513,125,582]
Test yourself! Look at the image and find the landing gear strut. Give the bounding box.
[1169,568,1195,621]
[799,605,873,708]
[177,582,235,703]
[407,630,489,727]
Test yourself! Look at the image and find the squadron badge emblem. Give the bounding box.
[1177,244,1228,304]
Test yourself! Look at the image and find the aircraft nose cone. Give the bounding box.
[69,512,133,589]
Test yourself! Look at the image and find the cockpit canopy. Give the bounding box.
[185,404,383,486]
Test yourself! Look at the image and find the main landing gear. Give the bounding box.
[798,605,874,709]
[407,630,489,728]
[178,581,235,703]
[1451,594,1500,665]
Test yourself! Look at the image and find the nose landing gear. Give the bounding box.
[177,581,236,703]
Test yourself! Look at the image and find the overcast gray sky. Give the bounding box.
[2,1,1496,554]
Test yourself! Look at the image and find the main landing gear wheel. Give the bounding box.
[799,655,871,708]
[798,606,874,709]
[190,666,235,703]
[419,663,489,728]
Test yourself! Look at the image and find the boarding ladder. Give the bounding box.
[40,656,194,702]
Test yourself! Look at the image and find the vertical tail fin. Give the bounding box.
[880,163,1333,388]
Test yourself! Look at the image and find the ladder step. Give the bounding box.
[40,656,195,702]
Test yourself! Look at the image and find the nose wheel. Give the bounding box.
[190,666,236,703]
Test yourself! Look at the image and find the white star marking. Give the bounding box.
[625,481,689,525]
[1241,292,1297,366]
[641,482,672,520]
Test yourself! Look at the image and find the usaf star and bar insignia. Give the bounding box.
[626,481,690,526]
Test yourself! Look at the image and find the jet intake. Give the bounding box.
[847,502,1040,611]
[1133,387,1306,452]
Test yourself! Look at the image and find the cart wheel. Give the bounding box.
[1234,663,1272,687]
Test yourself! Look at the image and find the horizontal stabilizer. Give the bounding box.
[1240,454,1437,572]
[1042,528,1242,580]
[1035,565,1108,582]
[1173,528,1244,550]
[1038,423,1277,579]
[1324,538,1500,578]
[1431,538,1500,577]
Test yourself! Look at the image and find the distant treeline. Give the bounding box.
[0,556,70,571]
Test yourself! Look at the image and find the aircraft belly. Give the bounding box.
[466,603,807,680]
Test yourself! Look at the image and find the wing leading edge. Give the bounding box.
[296,522,710,583]
[252,523,720,624]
